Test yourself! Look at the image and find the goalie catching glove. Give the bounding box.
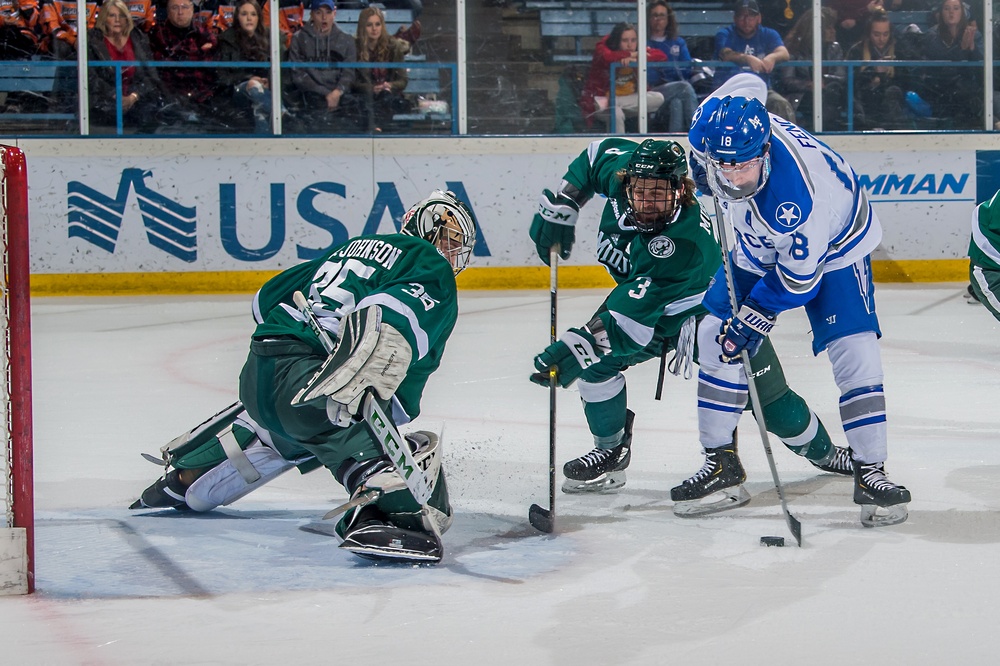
[529,188,578,264]
[292,306,412,426]
[718,299,776,363]
[531,317,611,388]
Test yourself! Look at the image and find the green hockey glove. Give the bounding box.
[529,188,578,265]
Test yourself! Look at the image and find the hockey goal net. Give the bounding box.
[0,145,33,595]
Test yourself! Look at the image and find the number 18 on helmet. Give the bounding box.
[703,96,772,202]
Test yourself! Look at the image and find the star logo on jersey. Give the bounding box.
[647,236,675,258]
[774,202,802,230]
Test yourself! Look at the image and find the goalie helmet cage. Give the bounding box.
[0,145,34,595]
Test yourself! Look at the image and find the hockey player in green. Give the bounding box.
[968,188,1000,322]
[131,190,477,563]
[529,138,852,513]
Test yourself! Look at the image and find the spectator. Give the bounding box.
[776,7,848,130]
[262,0,302,49]
[39,0,79,59]
[757,0,811,38]
[129,0,155,32]
[87,0,164,132]
[353,5,409,133]
[580,22,666,132]
[828,0,882,48]
[75,0,155,35]
[645,0,697,133]
[150,0,219,124]
[1,0,41,59]
[216,0,274,132]
[284,0,360,132]
[918,0,983,128]
[845,9,910,130]
[714,0,796,121]
[206,0,236,34]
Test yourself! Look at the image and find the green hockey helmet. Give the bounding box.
[623,139,688,234]
[401,190,477,275]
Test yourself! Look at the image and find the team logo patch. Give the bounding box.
[774,202,802,230]
[647,236,675,258]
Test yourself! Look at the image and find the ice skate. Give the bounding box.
[562,410,633,493]
[965,283,981,305]
[339,505,443,563]
[129,469,192,511]
[809,445,854,476]
[671,442,750,516]
[853,461,910,527]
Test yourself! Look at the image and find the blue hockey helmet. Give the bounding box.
[687,96,723,157]
[703,96,772,201]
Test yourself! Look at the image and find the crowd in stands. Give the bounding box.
[569,0,995,133]
[0,0,421,133]
[0,0,996,134]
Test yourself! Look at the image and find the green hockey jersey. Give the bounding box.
[969,189,1000,271]
[251,233,458,421]
[562,138,723,356]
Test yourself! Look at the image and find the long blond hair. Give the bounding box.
[356,6,391,62]
[95,0,135,39]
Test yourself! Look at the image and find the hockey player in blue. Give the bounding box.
[689,83,911,527]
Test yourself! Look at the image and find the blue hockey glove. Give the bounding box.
[688,150,712,197]
[717,300,776,363]
[529,188,578,265]
[531,324,608,388]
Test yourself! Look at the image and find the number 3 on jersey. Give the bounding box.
[629,277,651,299]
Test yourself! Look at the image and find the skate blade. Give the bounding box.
[561,471,626,494]
[673,485,751,517]
[859,503,908,528]
[339,541,442,563]
[339,523,443,563]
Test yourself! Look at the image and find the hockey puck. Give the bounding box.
[760,536,785,547]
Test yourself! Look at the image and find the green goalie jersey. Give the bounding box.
[969,189,1000,271]
[250,233,458,421]
[562,137,723,356]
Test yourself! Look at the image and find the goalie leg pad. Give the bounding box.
[331,431,451,531]
[292,307,413,419]
[184,441,303,512]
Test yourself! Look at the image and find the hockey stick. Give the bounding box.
[529,243,559,533]
[292,292,443,540]
[710,200,803,547]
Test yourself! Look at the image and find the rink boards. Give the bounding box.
[9,135,996,294]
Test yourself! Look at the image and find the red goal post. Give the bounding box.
[1,145,33,595]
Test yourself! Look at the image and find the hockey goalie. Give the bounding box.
[130,190,477,563]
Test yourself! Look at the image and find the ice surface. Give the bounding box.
[2,285,999,664]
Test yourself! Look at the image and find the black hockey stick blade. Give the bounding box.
[528,503,554,533]
[787,513,803,546]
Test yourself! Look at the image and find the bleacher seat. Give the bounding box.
[536,4,731,63]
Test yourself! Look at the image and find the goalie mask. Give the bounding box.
[622,139,688,235]
[401,190,477,275]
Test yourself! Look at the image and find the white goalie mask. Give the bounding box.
[401,190,477,275]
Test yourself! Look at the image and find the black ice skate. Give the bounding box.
[671,443,750,517]
[129,469,191,511]
[809,446,855,476]
[853,461,911,527]
[339,505,443,563]
[562,410,634,494]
